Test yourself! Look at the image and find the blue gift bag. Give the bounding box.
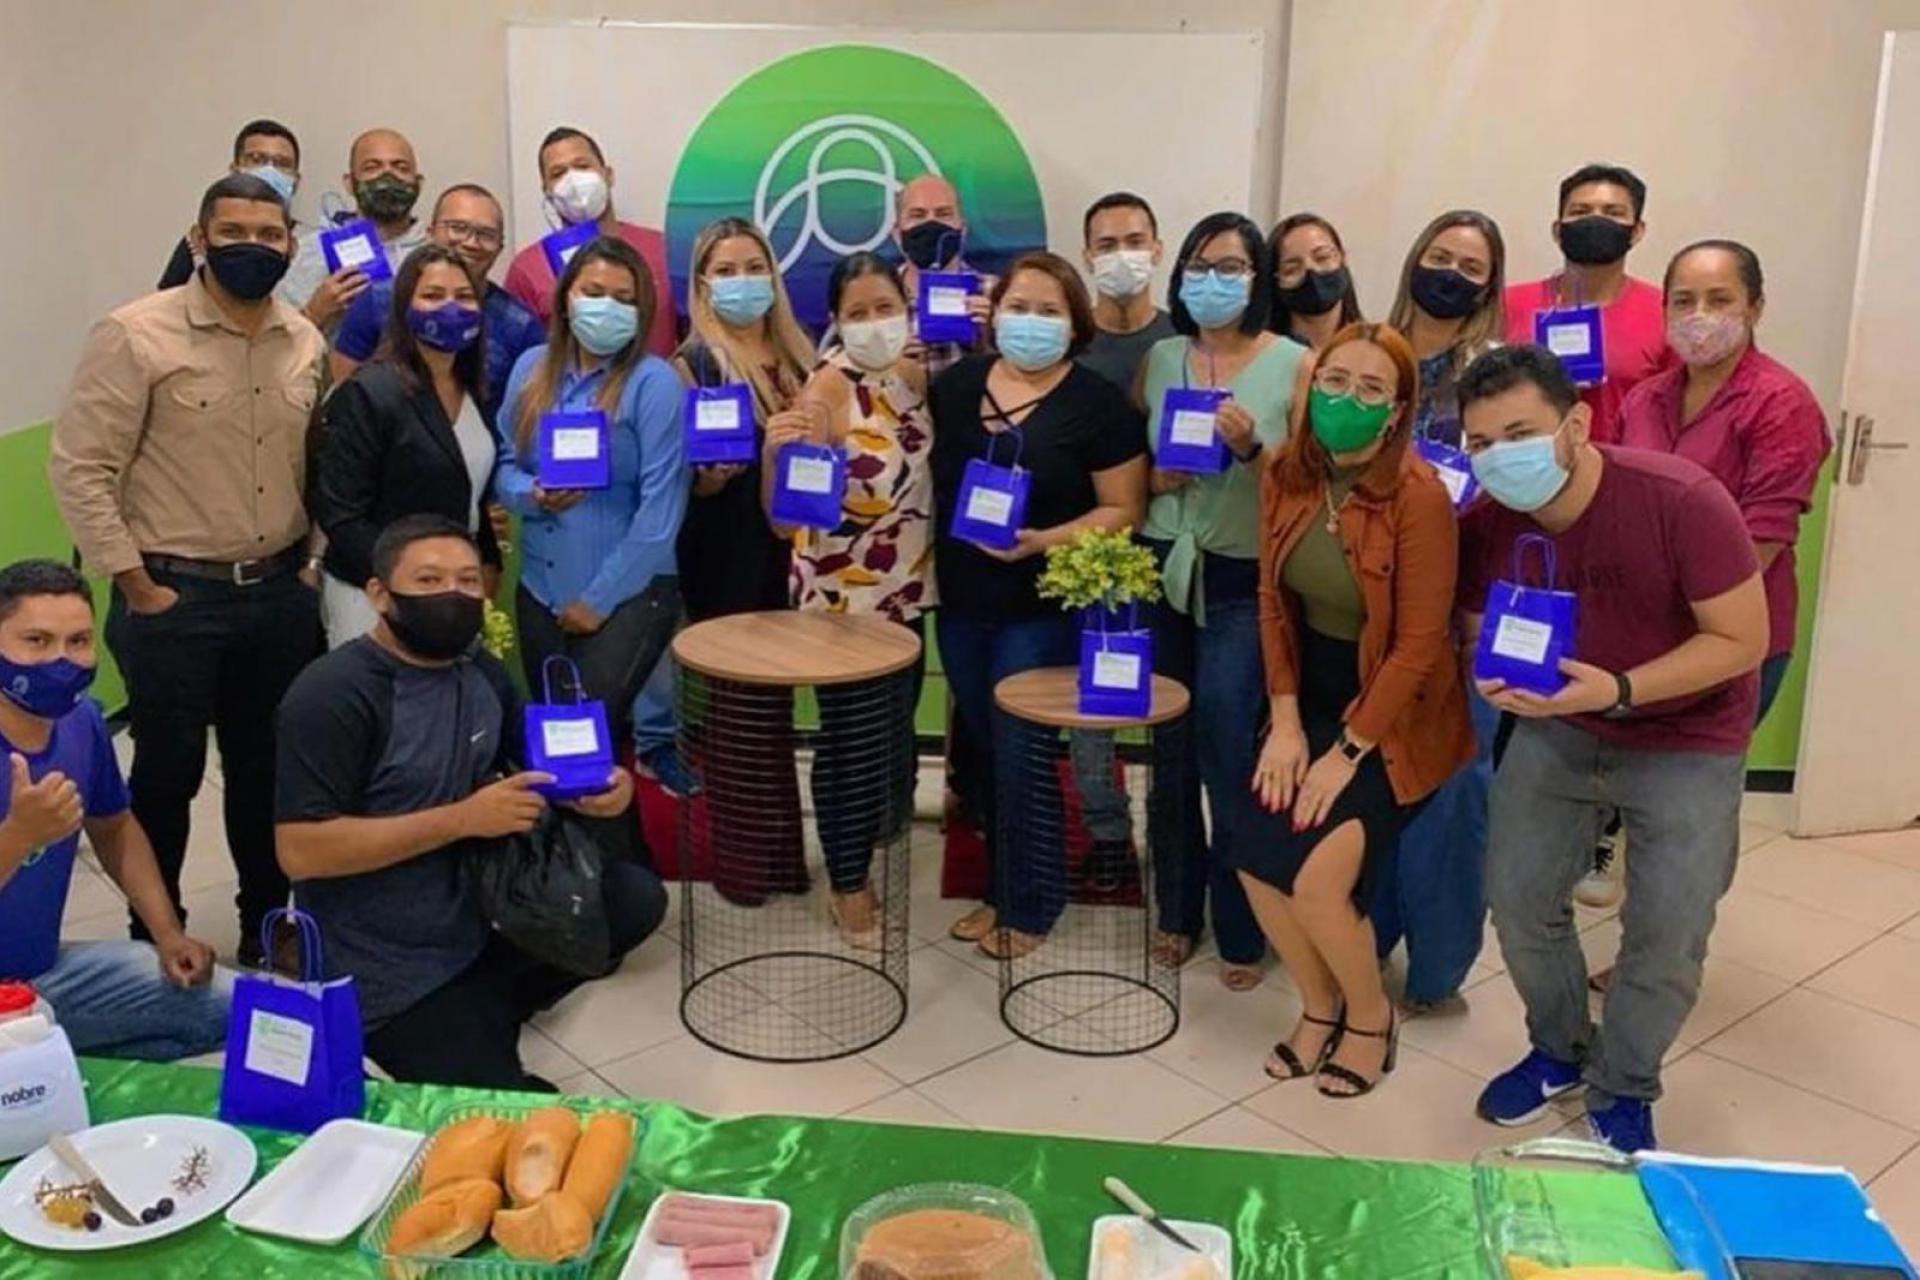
[1078,604,1155,719]
[770,440,847,531]
[219,909,364,1135]
[916,269,978,343]
[537,408,611,491]
[1534,303,1606,386]
[318,218,391,282]
[683,383,756,464]
[541,220,599,277]
[1474,533,1577,696]
[950,430,1030,551]
[523,656,616,802]
[1156,386,1231,474]
[1414,434,1480,510]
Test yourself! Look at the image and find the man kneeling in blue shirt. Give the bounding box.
[0,560,230,1059]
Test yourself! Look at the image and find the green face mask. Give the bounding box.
[354,173,420,223]
[1309,386,1394,453]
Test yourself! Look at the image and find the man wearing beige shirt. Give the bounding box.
[50,172,327,968]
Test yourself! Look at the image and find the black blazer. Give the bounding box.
[312,360,502,587]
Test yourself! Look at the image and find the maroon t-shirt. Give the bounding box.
[1459,445,1761,754]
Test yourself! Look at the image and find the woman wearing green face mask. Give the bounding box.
[1242,322,1473,1098]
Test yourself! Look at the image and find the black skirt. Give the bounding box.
[1231,627,1422,905]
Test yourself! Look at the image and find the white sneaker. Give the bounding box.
[1574,831,1625,908]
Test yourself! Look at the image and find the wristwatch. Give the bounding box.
[1602,671,1635,719]
[1335,729,1366,763]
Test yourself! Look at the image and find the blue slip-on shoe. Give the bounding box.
[1587,1095,1657,1154]
[638,745,703,799]
[1476,1049,1585,1125]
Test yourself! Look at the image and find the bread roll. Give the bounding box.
[490,1189,593,1262]
[504,1106,581,1205]
[385,1177,502,1259]
[420,1116,515,1192]
[559,1111,635,1222]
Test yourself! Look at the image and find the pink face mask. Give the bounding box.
[1667,311,1748,366]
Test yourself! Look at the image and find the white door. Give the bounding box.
[1795,31,1920,837]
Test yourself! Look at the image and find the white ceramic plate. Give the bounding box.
[226,1119,423,1245]
[618,1191,791,1280]
[0,1115,258,1252]
[1087,1213,1233,1280]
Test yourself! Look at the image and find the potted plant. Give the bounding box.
[1036,527,1162,718]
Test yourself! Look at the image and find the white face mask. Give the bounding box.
[841,314,911,372]
[547,168,610,225]
[1090,249,1155,299]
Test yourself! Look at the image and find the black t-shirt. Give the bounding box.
[274,637,522,1025]
[930,355,1147,619]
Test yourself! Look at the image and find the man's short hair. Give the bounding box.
[1082,191,1158,242]
[371,515,474,583]
[197,172,290,229]
[431,182,503,223]
[1558,163,1647,221]
[538,126,604,171]
[1458,344,1581,416]
[232,118,300,168]
[0,560,91,624]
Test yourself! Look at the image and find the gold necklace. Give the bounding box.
[1323,478,1352,535]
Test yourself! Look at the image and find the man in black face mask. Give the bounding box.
[891,173,997,376]
[51,172,326,971]
[273,516,664,1089]
[281,127,431,331]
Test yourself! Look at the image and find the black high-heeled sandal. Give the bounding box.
[1317,1012,1399,1098]
[1264,1009,1344,1081]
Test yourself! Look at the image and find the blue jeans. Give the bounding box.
[937,611,1078,934]
[1757,651,1791,725]
[36,941,234,1061]
[632,647,678,756]
[816,618,927,893]
[1142,554,1266,965]
[1488,718,1743,1104]
[1371,685,1500,1003]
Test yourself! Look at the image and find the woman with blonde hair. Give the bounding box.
[1386,210,1506,446]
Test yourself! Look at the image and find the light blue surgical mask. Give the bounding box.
[994,312,1070,371]
[244,164,297,205]
[1178,269,1251,330]
[1471,421,1572,512]
[569,295,639,356]
[708,274,776,327]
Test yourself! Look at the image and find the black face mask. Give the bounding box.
[1278,266,1350,318]
[1409,264,1486,320]
[900,219,962,270]
[204,242,291,301]
[384,589,483,661]
[1557,215,1634,266]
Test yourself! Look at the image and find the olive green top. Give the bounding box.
[1280,473,1366,642]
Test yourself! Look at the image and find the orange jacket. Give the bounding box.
[1256,449,1475,805]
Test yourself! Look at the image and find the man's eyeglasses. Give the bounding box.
[436,220,503,250]
[237,151,297,173]
[1313,368,1395,407]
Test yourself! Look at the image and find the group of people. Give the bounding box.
[0,110,1829,1151]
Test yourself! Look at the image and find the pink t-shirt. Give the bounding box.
[1502,275,1675,445]
[1617,346,1830,658]
[503,219,678,358]
[1459,446,1761,754]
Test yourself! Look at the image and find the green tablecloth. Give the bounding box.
[0,1058,1666,1279]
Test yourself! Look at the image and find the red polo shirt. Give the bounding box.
[503,219,678,358]
[1618,345,1830,657]
[1503,275,1675,444]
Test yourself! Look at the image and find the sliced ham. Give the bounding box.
[685,1240,758,1269]
[653,1216,772,1254]
[685,1268,755,1280]
[660,1196,780,1228]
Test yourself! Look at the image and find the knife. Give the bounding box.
[1103,1175,1200,1253]
[48,1132,141,1228]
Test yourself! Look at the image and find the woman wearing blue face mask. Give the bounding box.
[930,251,1150,957]
[1135,212,1306,989]
[313,244,500,649]
[494,237,687,781]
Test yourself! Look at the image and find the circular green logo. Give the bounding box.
[666,44,1047,327]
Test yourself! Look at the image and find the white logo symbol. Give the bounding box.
[754,114,942,273]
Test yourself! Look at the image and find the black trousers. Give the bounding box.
[105,567,320,946]
[516,578,681,747]
[362,856,668,1088]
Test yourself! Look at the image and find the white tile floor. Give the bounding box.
[65,751,1920,1255]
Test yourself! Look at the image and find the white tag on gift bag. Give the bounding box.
[243,1010,315,1088]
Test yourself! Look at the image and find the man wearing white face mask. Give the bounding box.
[1077,192,1175,397]
[503,126,677,356]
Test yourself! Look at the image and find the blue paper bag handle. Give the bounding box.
[1511,533,1559,590]
[259,907,325,983]
[541,655,588,706]
[982,427,1025,472]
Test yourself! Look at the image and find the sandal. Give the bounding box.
[1316,1012,1399,1099]
[1219,962,1263,992]
[1151,930,1196,969]
[977,926,1045,960]
[1264,1009,1343,1081]
[949,905,996,942]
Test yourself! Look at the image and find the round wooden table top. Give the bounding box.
[672,611,923,686]
[993,667,1191,729]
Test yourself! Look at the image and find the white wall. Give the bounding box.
[0,0,1291,432]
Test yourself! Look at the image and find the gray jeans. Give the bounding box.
[1488,718,1743,1104]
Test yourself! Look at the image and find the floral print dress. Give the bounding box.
[790,354,936,623]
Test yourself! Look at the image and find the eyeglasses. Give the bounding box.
[436,220,503,250]
[237,150,296,172]
[1313,368,1395,407]
[1184,258,1253,282]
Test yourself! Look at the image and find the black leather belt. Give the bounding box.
[143,544,304,586]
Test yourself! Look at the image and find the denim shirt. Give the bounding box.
[494,345,688,618]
